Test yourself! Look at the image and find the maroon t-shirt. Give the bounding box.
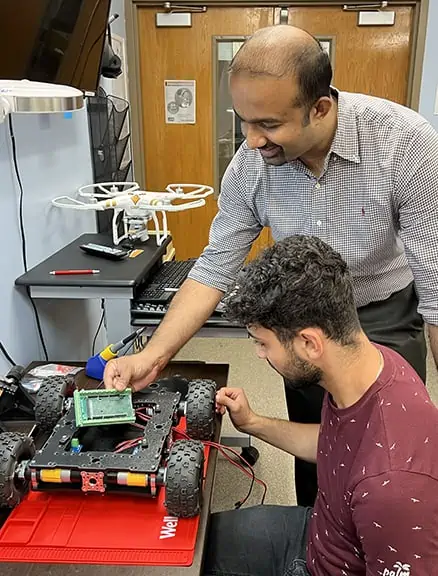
[307,344,438,575]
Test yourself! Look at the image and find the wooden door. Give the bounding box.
[287,6,413,104]
[137,5,414,261]
[137,7,274,260]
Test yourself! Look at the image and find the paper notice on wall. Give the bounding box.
[164,80,196,124]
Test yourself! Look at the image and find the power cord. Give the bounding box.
[92,299,105,355]
[26,287,49,361]
[8,115,49,361]
[69,0,102,85]
[0,341,16,366]
[8,115,27,272]
[77,13,120,88]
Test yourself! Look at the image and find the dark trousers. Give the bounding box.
[285,282,427,508]
[203,505,311,576]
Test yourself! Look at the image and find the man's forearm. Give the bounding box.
[243,414,320,463]
[142,278,223,366]
[427,323,438,369]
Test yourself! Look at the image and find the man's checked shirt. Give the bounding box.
[188,90,438,324]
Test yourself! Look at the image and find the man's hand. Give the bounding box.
[103,353,163,392]
[215,387,258,432]
[218,388,320,462]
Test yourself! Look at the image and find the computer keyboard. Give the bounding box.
[132,302,168,315]
[136,259,196,303]
[130,303,237,328]
[131,258,240,328]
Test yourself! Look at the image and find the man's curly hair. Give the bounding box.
[223,235,361,346]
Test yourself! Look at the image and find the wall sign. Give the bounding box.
[164,80,196,124]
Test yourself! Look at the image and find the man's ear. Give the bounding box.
[294,328,324,361]
[311,96,332,121]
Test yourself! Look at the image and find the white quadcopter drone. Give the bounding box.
[52,182,214,246]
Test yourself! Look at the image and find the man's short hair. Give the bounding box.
[229,28,333,114]
[223,235,361,346]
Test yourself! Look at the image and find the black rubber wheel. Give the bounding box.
[35,376,69,433]
[185,379,216,440]
[0,432,35,508]
[165,440,204,518]
[241,445,260,467]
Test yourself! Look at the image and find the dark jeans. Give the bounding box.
[203,505,312,576]
[285,282,427,507]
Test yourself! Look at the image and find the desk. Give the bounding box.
[15,233,172,343]
[0,360,228,576]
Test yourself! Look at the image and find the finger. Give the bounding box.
[216,388,243,404]
[113,376,129,392]
[103,360,120,388]
[215,393,237,411]
[218,388,244,401]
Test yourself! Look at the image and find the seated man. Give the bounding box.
[204,235,438,576]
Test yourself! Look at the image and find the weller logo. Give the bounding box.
[159,516,179,539]
[383,562,411,576]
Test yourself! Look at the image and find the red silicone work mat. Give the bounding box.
[0,446,210,566]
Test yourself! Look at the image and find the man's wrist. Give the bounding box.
[139,343,170,370]
[241,412,265,435]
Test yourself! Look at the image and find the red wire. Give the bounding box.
[173,428,267,502]
[130,422,146,430]
[113,413,268,504]
[114,437,143,452]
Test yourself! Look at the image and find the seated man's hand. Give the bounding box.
[216,387,257,433]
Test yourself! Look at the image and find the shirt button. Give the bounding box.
[315,182,321,189]
[316,220,322,227]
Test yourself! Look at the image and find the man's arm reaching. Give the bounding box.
[216,387,319,463]
[104,278,223,391]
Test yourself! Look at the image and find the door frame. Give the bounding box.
[125,0,430,187]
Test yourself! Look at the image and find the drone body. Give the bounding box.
[52,182,214,246]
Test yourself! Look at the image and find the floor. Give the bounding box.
[174,337,438,513]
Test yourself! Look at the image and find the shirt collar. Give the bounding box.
[329,89,361,164]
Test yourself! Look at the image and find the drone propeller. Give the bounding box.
[51,196,106,211]
[166,184,214,199]
[78,182,140,200]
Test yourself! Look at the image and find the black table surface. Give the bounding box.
[15,233,171,289]
[0,360,229,576]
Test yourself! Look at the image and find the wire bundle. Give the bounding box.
[113,408,267,507]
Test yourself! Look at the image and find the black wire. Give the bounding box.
[8,115,27,272]
[69,0,102,86]
[92,300,105,355]
[76,6,114,89]
[234,452,256,509]
[26,288,49,362]
[0,342,16,366]
[8,115,49,362]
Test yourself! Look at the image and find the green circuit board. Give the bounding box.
[73,388,136,427]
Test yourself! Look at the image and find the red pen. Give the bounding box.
[49,269,100,276]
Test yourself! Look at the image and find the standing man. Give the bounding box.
[105,25,438,507]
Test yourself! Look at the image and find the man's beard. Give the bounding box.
[266,357,323,390]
